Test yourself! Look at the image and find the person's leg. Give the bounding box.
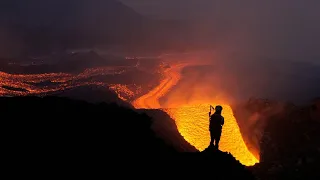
[210,130,215,146]
[215,131,222,149]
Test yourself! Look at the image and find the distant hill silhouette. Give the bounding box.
[3,50,162,76]
[0,96,256,179]
[0,0,195,57]
[0,51,135,74]
[0,0,143,51]
[51,85,133,108]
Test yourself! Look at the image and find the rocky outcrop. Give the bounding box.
[232,98,286,160]
[254,102,320,179]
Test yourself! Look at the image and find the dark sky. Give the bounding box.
[119,0,215,19]
[120,0,320,20]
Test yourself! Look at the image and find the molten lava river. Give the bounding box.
[133,63,259,166]
[0,60,259,166]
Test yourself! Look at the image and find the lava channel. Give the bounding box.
[132,62,259,166]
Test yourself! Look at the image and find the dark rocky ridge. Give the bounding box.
[254,99,320,179]
[2,95,319,179]
[0,96,255,179]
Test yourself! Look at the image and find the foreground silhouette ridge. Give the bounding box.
[0,96,256,179]
[169,144,257,179]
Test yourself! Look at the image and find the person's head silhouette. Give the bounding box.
[215,105,223,114]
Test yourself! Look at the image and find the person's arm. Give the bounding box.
[221,117,224,126]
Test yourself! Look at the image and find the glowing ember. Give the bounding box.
[164,104,259,166]
[0,67,127,96]
[109,84,140,101]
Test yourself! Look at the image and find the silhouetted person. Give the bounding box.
[209,105,224,149]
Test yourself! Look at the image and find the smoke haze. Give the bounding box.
[122,0,320,61]
[0,0,319,103]
[130,0,320,104]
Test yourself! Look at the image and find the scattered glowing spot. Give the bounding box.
[109,84,140,101]
[0,67,128,96]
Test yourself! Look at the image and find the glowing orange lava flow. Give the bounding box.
[133,62,259,166]
[132,63,187,109]
[164,104,259,166]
